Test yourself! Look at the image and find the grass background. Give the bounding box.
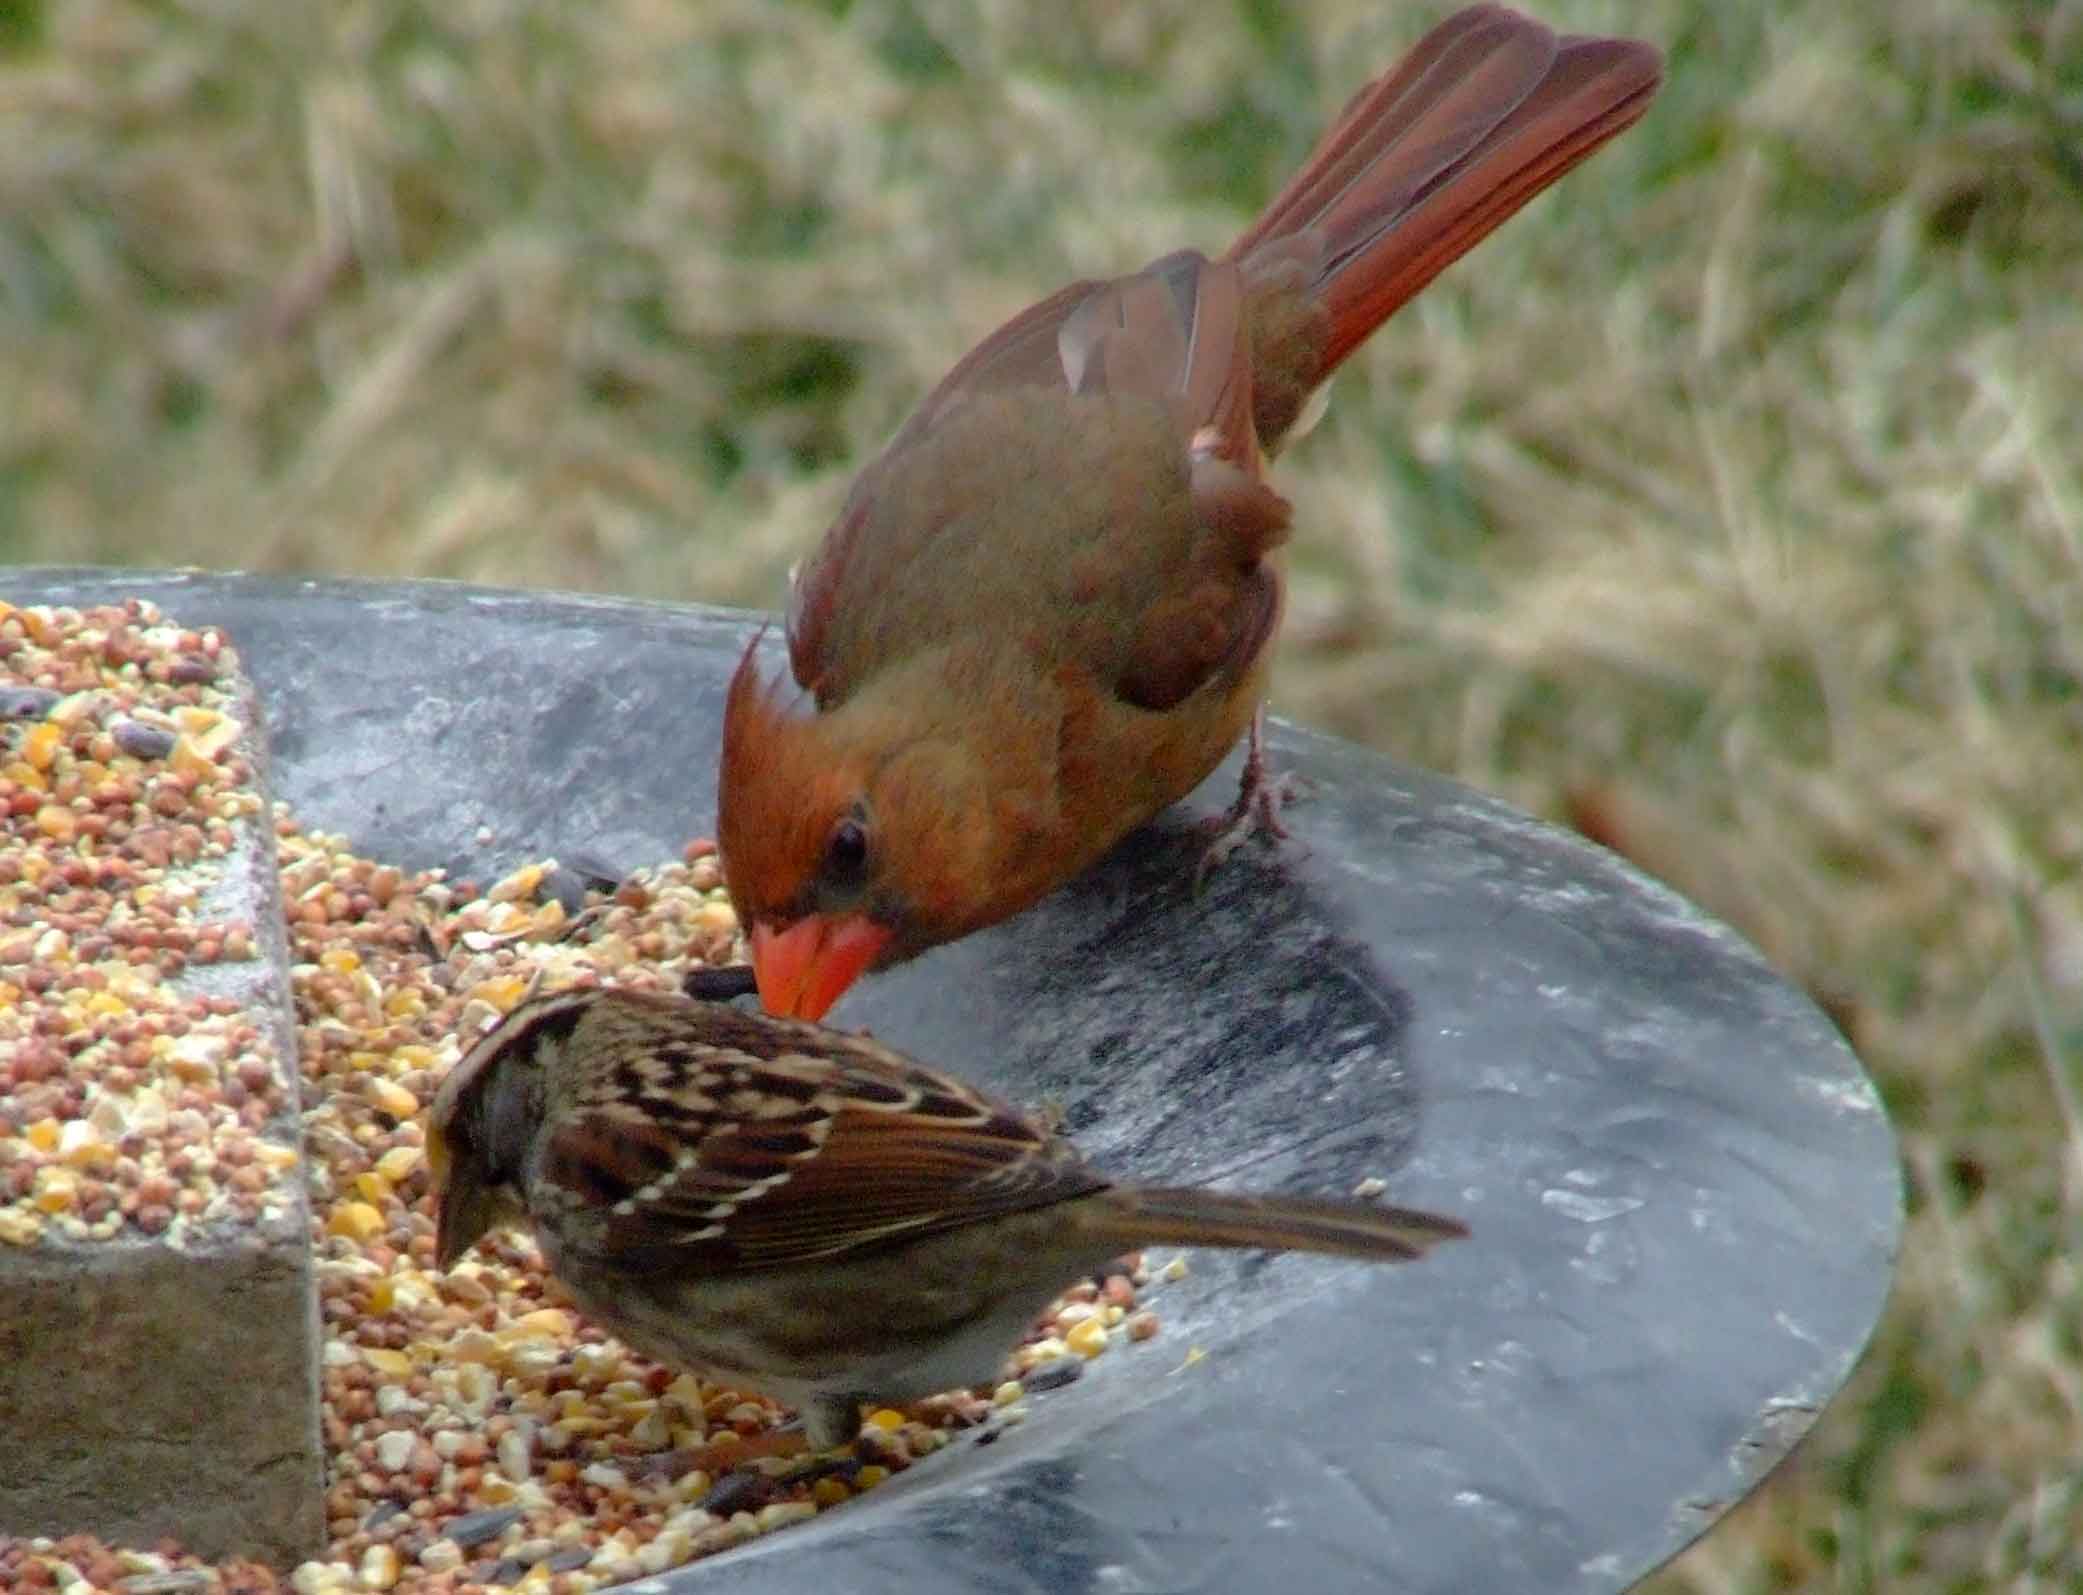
[5,0,2081,1586]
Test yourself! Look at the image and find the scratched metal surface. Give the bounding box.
[8,570,1901,1594]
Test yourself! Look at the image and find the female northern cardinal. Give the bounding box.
[719,5,1662,1020]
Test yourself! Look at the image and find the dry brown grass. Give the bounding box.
[7,0,2083,1586]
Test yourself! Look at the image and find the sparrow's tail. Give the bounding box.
[1092,1184,1468,1264]
[1227,4,1661,445]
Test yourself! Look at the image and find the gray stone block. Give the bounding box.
[0,600,323,1564]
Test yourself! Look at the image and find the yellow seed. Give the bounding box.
[810,1477,851,1507]
[1159,1256,1190,1283]
[22,722,62,771]
[0,1208,43,1245]
[34,1168,79,1212]
[694,900,739,936]
[862,1408,907,1433]
[168,734,215,780]
[510,1307,576,1337]
[59,1123,114,1171]
[369,1080,419,1119]
[472,976,532,1012]
[363,1347,413,1378]
[1,760,45,791]
[671,1469,713,1502]
[327,1201,385,1241]
[319,948,363,974]
[448,1329,502,1365]
[256,1141,301,1171]
[393,1044,438,1070]
[25,1118,60,1153]
[484,901,529,935]
[83,991,129,1018]
[353,1171,390,1204]
[853,1465,890,1490]
[991,1381,1025,1408]
[384,989,426,1019]
[366,1278,397,1313]
[375,1146,422,1183]
[1066,1318,1110,1358]
[34,805,75,841]
[190,714,242,758]
[1016,1337,1069,1369]
[359,1544,402,1592]
[664,1374,704,1408]
[487,862,545,903]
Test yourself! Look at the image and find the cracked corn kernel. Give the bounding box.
[863,1408,907,1432]
[0,1209,42,1245]
[1065,1318,1110,1358]
[358,1545,401,1591]
[488,862,547,902]
[810,1476,851,1508]
[21,721,62,770]
[34,1168,79,1212]
[473,975,533,1011]
[326,1201,385,1240]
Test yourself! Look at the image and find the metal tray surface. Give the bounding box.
[7,570,1901,1594]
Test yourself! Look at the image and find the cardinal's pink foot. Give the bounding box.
[1196,707,1308,884]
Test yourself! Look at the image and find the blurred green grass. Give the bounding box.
[5,0,2082,1586]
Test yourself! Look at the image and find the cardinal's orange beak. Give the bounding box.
[750,915,892,1021]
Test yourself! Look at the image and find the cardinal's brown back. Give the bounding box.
[781,5,1661,718]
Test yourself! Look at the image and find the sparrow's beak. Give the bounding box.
[432,1151,497,1270]
[751,915,892,1021]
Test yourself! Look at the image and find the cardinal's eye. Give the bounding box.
[823,815,870,884]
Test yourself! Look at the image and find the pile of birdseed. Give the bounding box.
[0,600,286,1247]
[1,599,1180,1595]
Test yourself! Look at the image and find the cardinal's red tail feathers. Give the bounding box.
[1227,5,1661,385]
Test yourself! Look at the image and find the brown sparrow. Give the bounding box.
[427,985,1466,1448]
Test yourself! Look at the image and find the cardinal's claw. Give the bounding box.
[1196,706,1310,885]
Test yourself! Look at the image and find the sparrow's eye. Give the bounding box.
[823,815,870,884]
